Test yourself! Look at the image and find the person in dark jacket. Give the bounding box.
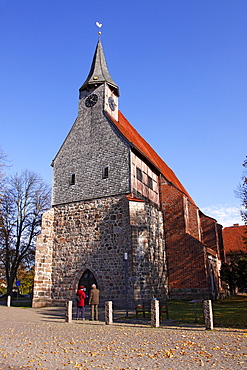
[76,285,87,320]
[89,284,99,321]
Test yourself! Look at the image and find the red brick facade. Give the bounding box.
[159,177,223,299]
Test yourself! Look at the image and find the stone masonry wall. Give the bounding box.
[129,199,168,304]
[51,195,132,307]
[33,194,170,307]
[32,209,54,307]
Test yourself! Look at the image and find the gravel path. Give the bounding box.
[0,305,246,370]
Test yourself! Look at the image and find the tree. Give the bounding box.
[0,146,7,198]
[0,266,6,295]
[220,252,247,294]
[16,264,35,295]
[0,170,51,296]
[222,157,247,294]
[236,156,247,248]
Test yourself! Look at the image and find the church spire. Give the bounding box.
[79,40,120,97]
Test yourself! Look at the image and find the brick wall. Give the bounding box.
[200,213,224,295]
[217,224,225,262]
[160,177,210,299]
[200,213,220,255]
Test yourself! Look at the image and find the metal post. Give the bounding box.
[124,252,128,318]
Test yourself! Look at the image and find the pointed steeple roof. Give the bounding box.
[80,40,120,96]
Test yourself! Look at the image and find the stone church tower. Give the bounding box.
[32,39,224,308]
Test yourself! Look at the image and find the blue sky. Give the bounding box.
[1,0,246,227]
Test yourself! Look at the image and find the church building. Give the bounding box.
[32,38,224,308]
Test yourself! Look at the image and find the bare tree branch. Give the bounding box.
[0,170,51,295]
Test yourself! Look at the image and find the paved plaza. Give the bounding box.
[0,305,246,369]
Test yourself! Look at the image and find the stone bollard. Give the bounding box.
[203,300,214,330]
[65,300,73,323]
[151,299,160,327]
[7,295,11,307]
[105,301,113,325]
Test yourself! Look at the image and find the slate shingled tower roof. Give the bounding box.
[80,40,120,96]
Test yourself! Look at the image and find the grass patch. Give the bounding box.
[11,301,32,308]
[167,296,247,327]
[212,295,247,327]
[167,300,204,325]
[131,296,247,327]
[0,296,32,308]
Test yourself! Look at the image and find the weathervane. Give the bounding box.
[96,21,102,38]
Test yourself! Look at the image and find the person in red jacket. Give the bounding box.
[76,285,87,320]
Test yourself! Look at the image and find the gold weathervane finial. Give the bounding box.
[96,21,102,36]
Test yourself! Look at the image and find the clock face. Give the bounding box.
[85,94,98,107]
[108,96,115,111]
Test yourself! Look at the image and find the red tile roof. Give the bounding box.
[108,111,195,204]
[222,224,247,254]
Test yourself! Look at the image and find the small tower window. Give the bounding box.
[102,166,109,179]
[147,175,153,189]
[136,167,143,182]
[70,173,75,185]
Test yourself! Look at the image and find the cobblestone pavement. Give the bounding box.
[0,305,246,370]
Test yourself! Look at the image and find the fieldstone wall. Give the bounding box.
[32,209,54,307]
[32,195,169,307]
[129,199,168,304]
[50,195,131,306]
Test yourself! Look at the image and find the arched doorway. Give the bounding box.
[78,269,97,305]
